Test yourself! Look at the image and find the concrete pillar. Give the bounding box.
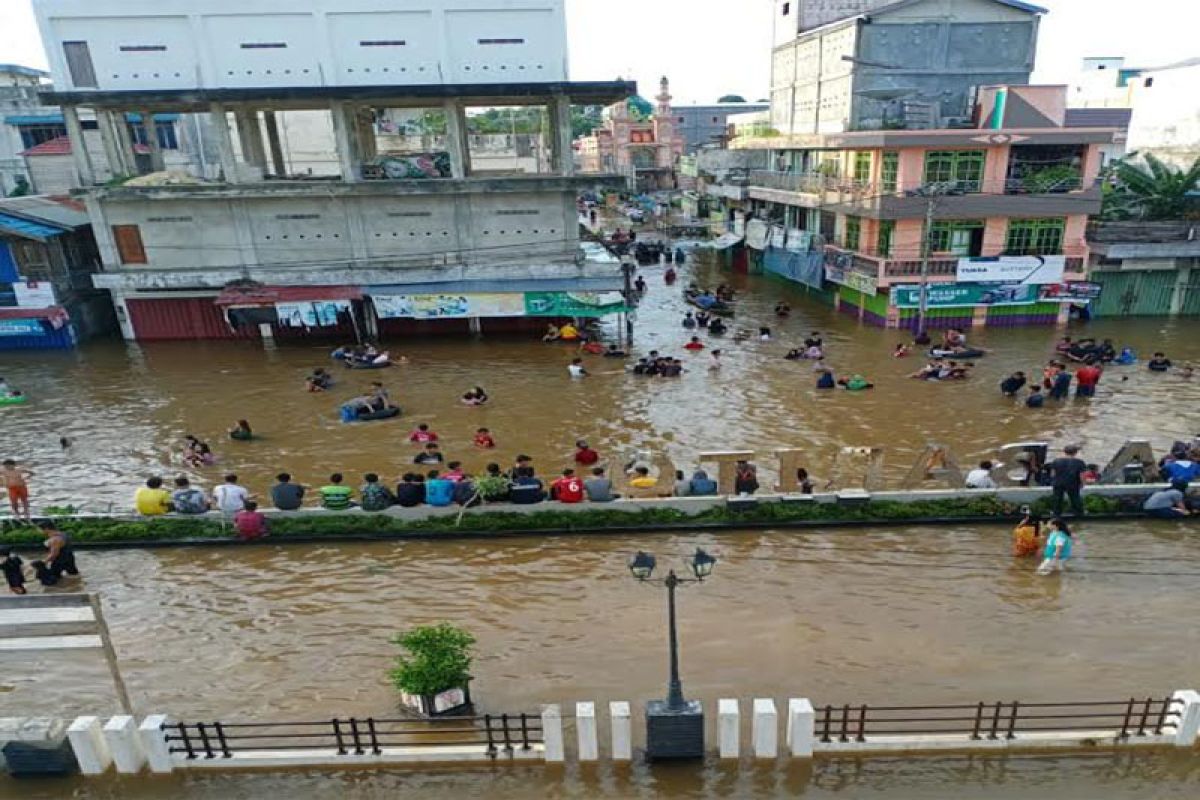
[541,704,564,763]
[355,107,378,161]
[67,716,113,775]
[551,94,575,176]
[1171,690,1200,747]
[330,100,361,183]
[971,304,989,329]
[752,698,778,759]
[112,111,138,175]
[609,701,632,761]
[718,698,740,759]
[102,715,147,774]
[258,322,274,341]
[138,715,174,773]
[442,99,469,179]
[786,698,815,757]
[209,103,240,183]
[234,110,267,170]
[97,110,124,180]
[263,110,287,176]
[139,110,165,172]
[699,451,756,495]
[61,105,95,186]
[576,702,598,761]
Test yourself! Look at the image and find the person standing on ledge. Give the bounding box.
[1048,445,1088,516]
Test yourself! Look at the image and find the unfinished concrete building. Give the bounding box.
[33,0,633,340]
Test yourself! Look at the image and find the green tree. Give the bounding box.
[572,105,604,138]
[717,94,746,103]
[389,623,475,697]
[1104,153,1200,220]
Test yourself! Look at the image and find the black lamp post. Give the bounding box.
[629,547,717,760]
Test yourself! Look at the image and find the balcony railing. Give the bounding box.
[825,245,1087,281]
[749,172,1101,200]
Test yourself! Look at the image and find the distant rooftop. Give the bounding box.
[1064,108,1133,129]
[21,135,149,157]
[0,64,49,78]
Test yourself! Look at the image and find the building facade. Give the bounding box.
[735,82,1118,329]
[1087,221,1200,318]
[33,0,632,341]
[574,78,684,191]
[769,0,1043,136]
[673,103,769,153]
[0,194,114,349]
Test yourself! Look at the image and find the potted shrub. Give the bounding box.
[389,623,475,717]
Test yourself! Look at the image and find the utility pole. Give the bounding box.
[917,191,938,334]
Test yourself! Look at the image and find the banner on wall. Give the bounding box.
[891,283,1038,308]
[891,281,1102,309]
[0,318,45,336]
[274,300,351,327]
[956,255,1066,285]
[745,219,769,250]
[825,259,879,295]
[523,291,628,317]
[372,293,526,319]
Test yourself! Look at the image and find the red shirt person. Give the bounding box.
[683,336,705,351]
[409,423,439,443]
[551,470,585,503]
[1074,362,1103,397]
[574,440,599,466]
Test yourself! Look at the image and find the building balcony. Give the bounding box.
[747,172,1103,219]
[823,244,1087,288]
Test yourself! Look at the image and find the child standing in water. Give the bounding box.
[1037,518,1074,574]
[2,459,33,522]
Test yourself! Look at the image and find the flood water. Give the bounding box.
[2,259,1199,508]
[2,524,1200,798]
[2,263,1199,798]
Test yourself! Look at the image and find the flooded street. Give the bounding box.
[2,260,1200,508]
[2,523,1200,798]
[2,265,1199,799]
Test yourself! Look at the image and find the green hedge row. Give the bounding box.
[0,494,1134,547]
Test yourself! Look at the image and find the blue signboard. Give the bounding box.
[0,319,45,337]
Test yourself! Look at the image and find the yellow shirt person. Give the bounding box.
[135,478,172,516]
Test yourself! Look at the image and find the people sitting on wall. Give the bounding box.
[734,460,759,495]
[1143,481,1193,519]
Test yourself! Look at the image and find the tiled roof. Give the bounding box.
[20,135,150,156]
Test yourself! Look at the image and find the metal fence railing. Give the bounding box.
[814,697,1183,744]
[162,713,542,760]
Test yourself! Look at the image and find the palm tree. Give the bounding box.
[1105,153,1200,220]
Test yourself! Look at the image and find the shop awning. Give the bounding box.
[0,306,69,327]
[214,285,362,306]
[0,212,67,242]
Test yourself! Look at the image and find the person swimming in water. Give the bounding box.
[785,349,803,361]
[682,312,696,329]
[307,368,333,392]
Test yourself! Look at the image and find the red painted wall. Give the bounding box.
[127,297,258,341]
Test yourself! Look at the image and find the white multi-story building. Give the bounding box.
[32,0,632,341]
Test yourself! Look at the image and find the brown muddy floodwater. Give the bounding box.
[2,524,1200,799]
[2,260,1199,508]
[2,264,1199,798]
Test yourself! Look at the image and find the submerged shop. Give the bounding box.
[821,255,1102,330]
[119,279,630,341]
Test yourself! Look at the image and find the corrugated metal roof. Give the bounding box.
[0,195,90,230]
[1064,108,1133,129]
[364,277,626,295]
[0,212,67,241]
[20,135,149,156]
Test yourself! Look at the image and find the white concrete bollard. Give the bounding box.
[752,698,778,759]
[67,716,112,775]
[102,715,147,774]
[138,715,174,773]
[718,698,740,759]
[787,698,816,757]
[1171,690,1200,747]
[609,701,632,761]
[541,704,565,763]
[576,702,598,762]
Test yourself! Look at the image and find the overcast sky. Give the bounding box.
[3,0,1197,105]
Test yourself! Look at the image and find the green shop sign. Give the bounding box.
[523,291,629,317]
[891,283,1040,309]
